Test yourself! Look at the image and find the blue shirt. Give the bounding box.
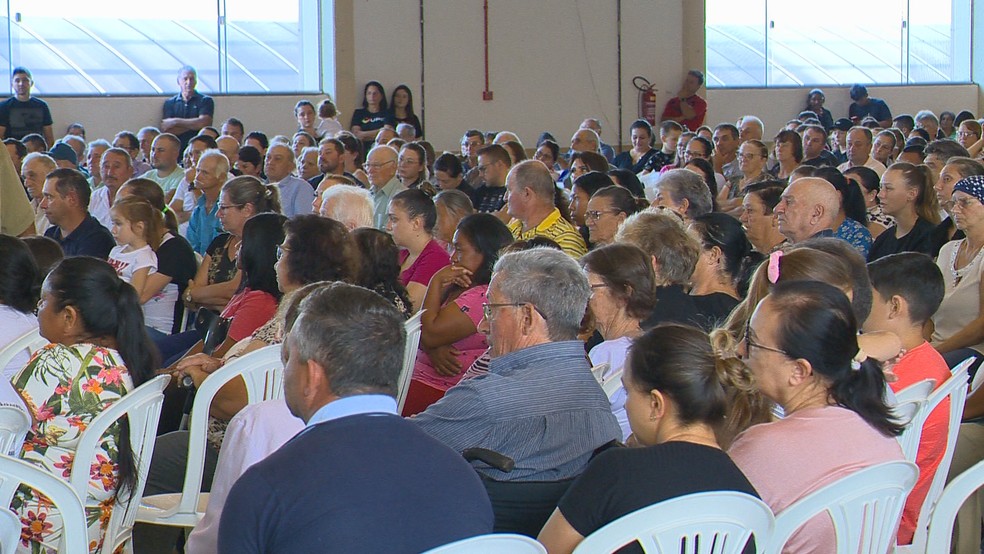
[187,194,222,255]
[163,91,215,151]
[274,175,315,218]
[413,340,621,481]
[44,214,115,259]
[306,394,397,428]
[835,217,873,259]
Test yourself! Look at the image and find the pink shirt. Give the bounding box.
[399,240,451,287]
[220,288,278,342]
[729,405,904,554]
[889,341,951,545]
[411,285,489,391]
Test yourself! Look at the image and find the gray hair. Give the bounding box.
[915,109,939,126]
[292,282,406,398]
[510,160,555,201]
[615,209,699,286]
[200,148,231,177]
[395,122,415,136]
[434,189,474,219]
[22,152,57,173]
[322,184,374,229]
[86,139,112,156]
[493,248,589,340]
[657,169,713,219]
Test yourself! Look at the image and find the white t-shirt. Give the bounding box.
[108,244,158,285]
[0,306,38,410]
[588,336,633,441]
[89,186,113,230]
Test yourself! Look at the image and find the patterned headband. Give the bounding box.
[953,174,984,205]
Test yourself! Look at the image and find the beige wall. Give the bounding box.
[38,0,982,154]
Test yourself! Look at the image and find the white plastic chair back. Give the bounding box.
[0,327,47,376]
[137,345,283,528]
[953,355,977,377]
[0,455,88,554]
[68,374,169,554]
[0,406,30,457]
[893,400,925,462]
[572,491,774,554]
[925,457,984,551]
[396,310,424,414]
[423,533,547,553]
[601,369,624,401]
[590,363,610,384]
[0,507,20,554]
[894,378,936,405]
[769,461,918,554]
[898,367,970,553]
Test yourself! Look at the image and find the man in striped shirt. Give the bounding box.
[505,160,588,258]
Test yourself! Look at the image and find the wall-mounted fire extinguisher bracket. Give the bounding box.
[633,76,658,126]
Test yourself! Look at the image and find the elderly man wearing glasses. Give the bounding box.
[364,145,404,229]
[413,247,620,482]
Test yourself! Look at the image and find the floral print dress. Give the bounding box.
[10,343,133,554]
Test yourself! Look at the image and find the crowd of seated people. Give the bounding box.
[1,70,984,553]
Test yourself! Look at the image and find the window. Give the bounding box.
[706,0,972,88]
[0,0,321,95]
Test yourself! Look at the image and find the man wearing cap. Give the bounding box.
[0,67,53,146]
[89,147,134,230]
[829,118,852,164]
[848,84,892,129]
[838,127,886,177]
[48,142,78,171]
[161,66,214,154]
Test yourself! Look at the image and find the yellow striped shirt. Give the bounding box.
[507,208,588,258]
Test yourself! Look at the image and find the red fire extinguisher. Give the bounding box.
[633,76,659,126]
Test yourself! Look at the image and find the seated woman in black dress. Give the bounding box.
[689,212,761,330]
[867,162,940,261]
[612,119,657,174]
[538,324,759,554]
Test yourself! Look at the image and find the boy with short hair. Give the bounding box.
[865,252,949,545]
[646,120,683,173]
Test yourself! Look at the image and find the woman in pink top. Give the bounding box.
[388,188,450,311]
[729,280,904,554]
[402,214,514,415]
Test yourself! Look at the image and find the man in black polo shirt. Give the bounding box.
[0,67,54,147]
[41,168,115,259]
[161,66,215,154]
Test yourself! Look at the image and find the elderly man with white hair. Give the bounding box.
[264,143,313,217]
[774,177,840,244]
[21,151,56,233]
[365,145,404,229]
[319,184,374,230]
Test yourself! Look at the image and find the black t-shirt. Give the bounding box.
[691,292,740,331]
[392,112,423,138]
[613,148,657,174]
[559,442,759,554]
[929,217,965,258]
[350,107,394,152]
[472,184,507,213]
[867,217,935,262]
[0,96,52,140]
[157,234,198,334]
[641,285,700,329]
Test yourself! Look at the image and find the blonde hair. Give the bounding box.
[886,162,941,224]
[111,196,165,249]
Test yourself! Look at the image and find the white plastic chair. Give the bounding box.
[0,506,20,554]
[68,374,170,554]
[924,457,984,552]
[0,454,89,554]
[896,367,970,553]
[396,310,424,414]
[136,345,284,529]
[589,362,610,384]
[601,369,624,400]
[894,378,936,405]
[423,533,547,553]
[894,400,926,462]
[769,461,918,554]
[0,405,30,456]
[953,355,977,378]
[0,327,48,375]
[572,491,774,554]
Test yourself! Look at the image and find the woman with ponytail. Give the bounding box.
[538,324,760,554]
[729,280,904,553]
[867,162,940,261]
[689,212,762,330]
[11,257,157,553]
[0,236,41,398]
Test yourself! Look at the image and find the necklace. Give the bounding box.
[950,239,984,287]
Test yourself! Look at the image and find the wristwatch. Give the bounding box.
[184,288,194,304]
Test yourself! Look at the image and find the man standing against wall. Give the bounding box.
[162,66,214,154]
[0,67,54,147]
[661,70,707,132]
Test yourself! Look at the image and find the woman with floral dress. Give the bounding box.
[12,257,156,554]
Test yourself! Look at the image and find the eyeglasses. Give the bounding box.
[362,160,395,170]
[217,203,244,212]
[743,325,788,357]
[738,153,763,161]
[585,209,621,222]
[398,157,420,166]
[482,302,548,321]
[952,197,982,210]
[276,245,290,260]
[958,131,978,139]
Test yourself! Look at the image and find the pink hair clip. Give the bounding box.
[767,250,783,284]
